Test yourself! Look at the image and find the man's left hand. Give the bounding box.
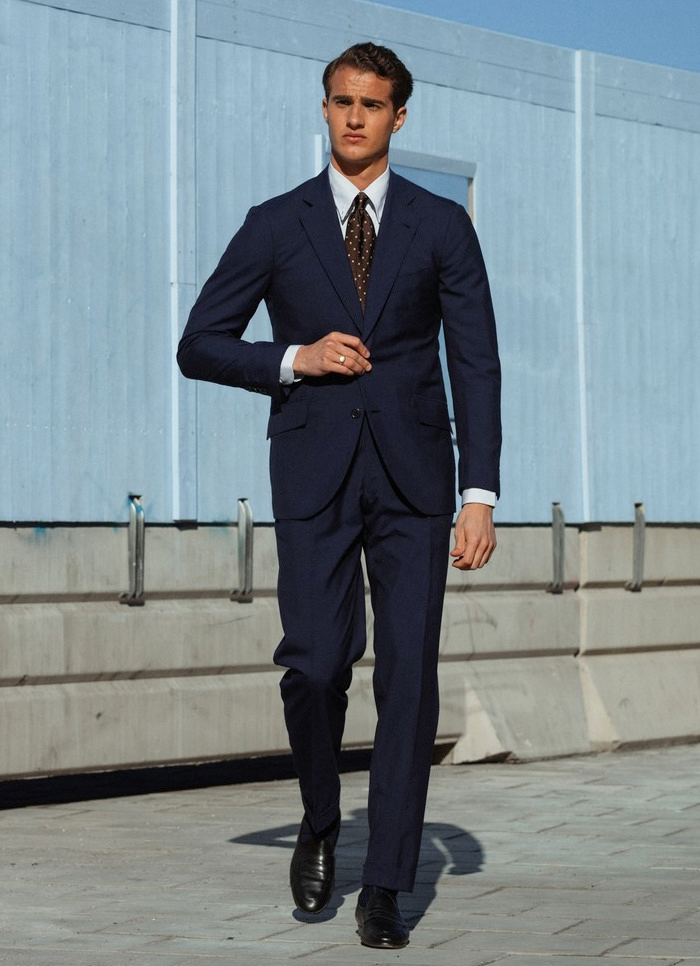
[450,503,496,570]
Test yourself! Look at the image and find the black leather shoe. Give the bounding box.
[355,887,410,949]
[289,828,336,914]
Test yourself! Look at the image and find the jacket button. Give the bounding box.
[351,408,362,419]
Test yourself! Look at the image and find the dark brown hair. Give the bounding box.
[323,42,414,111]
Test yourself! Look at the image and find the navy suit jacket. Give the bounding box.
[178,168,501,520]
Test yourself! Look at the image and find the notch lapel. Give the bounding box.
[361,174,420,341]
[299,172,364,334]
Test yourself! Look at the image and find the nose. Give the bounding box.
[347,102,364,129]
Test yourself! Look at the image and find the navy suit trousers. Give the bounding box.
[273,419,451,892]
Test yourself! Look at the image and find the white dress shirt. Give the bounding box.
[279,165,496,508]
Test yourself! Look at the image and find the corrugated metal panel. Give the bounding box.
[18,0,170,30]
[2,0,171,522]
[198,0,575,110]
[589,113,700,521]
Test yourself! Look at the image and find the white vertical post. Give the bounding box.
[170,0,198,520]
[574,51,596,522]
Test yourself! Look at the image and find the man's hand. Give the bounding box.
[450,503,496,570]
[293,332,371,377]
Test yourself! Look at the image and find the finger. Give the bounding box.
[323,359,368,377]
[329,346,371,374]
[341,351,372,373]
[334,333,371,359]
[452,536,495,570]
[449,524,466,558]
[453,543,476,569]
[468,542,489,570]
[450,522,494,570]
[452,549,477,570]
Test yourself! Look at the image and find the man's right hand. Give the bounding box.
[293,332,371,378]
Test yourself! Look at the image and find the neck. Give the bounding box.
[330,154,388,191]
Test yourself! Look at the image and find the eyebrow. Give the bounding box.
[331,94,387,108]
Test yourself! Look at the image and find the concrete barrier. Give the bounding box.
[1,523,698,778]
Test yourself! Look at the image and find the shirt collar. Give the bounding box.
[327,164,391,226]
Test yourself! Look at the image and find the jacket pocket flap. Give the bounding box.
[266,399,309,438]
[414,394,451,431]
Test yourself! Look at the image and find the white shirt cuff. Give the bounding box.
[280,344,303,385]
[461,488,497,507]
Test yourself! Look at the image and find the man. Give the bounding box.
[178,42,501,949]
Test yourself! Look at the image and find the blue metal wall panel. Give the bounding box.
[198,0,574,108]
[17,0,170,30]
[589,114,700,521]
[2,0,171,522]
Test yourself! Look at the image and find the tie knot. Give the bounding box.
[355,192,368,213]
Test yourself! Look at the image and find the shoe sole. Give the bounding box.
[356,929,410,949]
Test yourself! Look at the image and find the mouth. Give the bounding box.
[343,134,366,143]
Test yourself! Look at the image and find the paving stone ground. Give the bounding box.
[2,744,700,965]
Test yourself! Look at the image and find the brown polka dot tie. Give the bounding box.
[345,192,376,312]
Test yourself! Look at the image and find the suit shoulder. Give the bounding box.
[252,173,324,217]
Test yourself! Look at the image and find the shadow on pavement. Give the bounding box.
[230,806,484,925]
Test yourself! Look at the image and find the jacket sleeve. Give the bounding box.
[177,205,288,400]
[439,203,502,498]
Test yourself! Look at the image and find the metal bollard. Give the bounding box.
[626,502,645,592]
[231,498,254,603]
[119,494,145,606]
[547,502,565,594]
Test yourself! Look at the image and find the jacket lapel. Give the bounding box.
[298,170,421,340]
[299,172,364,334]
[362,173,420,341]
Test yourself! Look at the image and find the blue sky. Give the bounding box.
[371,0,700,73]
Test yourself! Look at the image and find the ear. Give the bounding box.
[322,98,329,124]
[392,105,407,134]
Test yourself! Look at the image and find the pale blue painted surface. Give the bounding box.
[2,0,699,523]
[2,0,171,522]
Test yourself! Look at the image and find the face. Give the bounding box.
[322,66,406,182]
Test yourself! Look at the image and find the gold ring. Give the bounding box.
[339,354,346,364]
